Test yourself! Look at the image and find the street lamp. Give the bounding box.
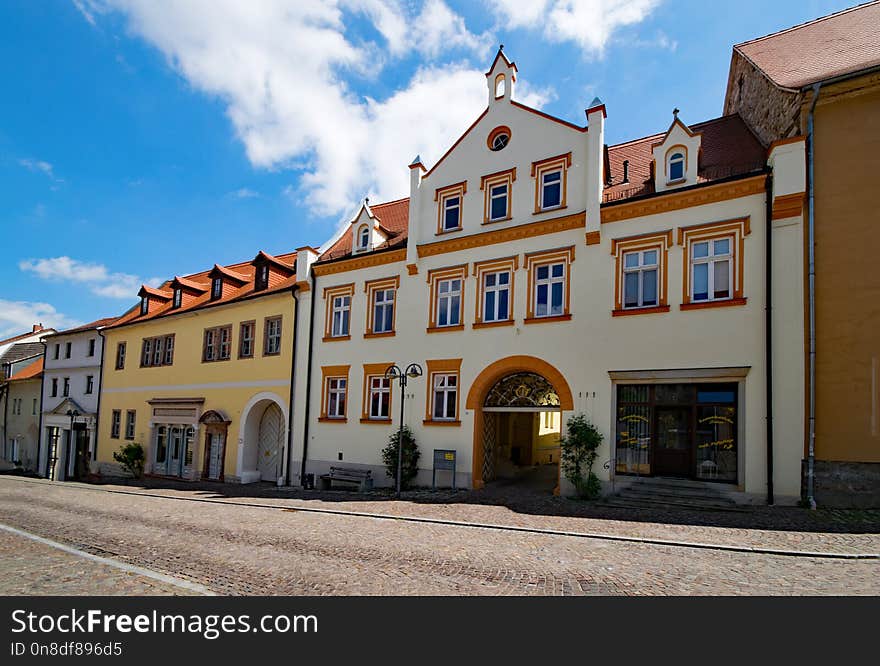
[64,409,80,481]
[384,363,423,497]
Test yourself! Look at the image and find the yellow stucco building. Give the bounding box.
[96,251,300,484]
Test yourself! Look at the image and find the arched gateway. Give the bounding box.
[466,356,574,489]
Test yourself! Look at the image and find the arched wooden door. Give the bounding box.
[257,404,283,482]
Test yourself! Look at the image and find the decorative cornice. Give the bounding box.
[417,211,585,258]
[771,192,805,220]
[313,248,407,276]
[600,175,765,224]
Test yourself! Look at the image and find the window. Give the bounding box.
[65,342,71,359]
[473,256,517,327]
[110,410,121,439]
[424,359,462,425]
[320,365,350,421]
[611,231,672,315]
[435,181,466,234]
[480,168,516,223]
[172,288,182,309]
[88,338,96,357]
[255,263,269,291]
[494,73,505,99]
[63,377,70,397]
[152,337,163,366]
[322,284,354,341]
[53,344,59,360]
[487,125,510,151]
[531,153,571,213]
[239,321,255,358]
[525,246,575,323]
[203,326,231,362]
[32,398,37,415]
[115,342,126,370]
[85,375,94,394]
[365,277,399,337]
[211,277,222,300]
[357,225,370,251]
[164,335,174,365]
[427,266,467,332]
[140,335,174,367]
[667,150,685,182]
[361,364,393,423]
[51,378,58,397]
[125,410,136,440]
[264,316,282,355]
[140,297,148,316]
[679,218,750,310]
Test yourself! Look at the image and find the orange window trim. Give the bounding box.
[426,264,468,330]
[472,255,518,325]
[678,217,750,305]
[664,144,688,183]
[364,275,400,336]
[480,167,516,224]
[610,229,673,312]
[531,152,571,214]
[424,358,463,424]
[524,246,575,319]
[486,125,510,149]
[361,362,394,422]
[323,283,355,339]
[320,364,350,420]
[435,181,467,235]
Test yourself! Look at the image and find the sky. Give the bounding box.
[0,0,857,338]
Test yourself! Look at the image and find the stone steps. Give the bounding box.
[604,478,750,513]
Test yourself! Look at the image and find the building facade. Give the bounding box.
[95,252,299,484]
[0,357,44,473]
[724,1,880,506]
[38,319,117,481]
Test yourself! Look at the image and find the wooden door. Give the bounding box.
[653,407,691,477]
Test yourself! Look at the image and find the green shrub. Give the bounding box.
[112,442,145,478]
[381,426,420,489]
[559,414,604,499]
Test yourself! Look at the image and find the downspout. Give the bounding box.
[806,82,821,509]
[764,172,774,505]
[285,287,299,486]
[95,329,107,468]
[299,269,316,487]
[36,339,47,477]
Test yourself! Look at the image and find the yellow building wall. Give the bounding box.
[97,291,295,481]
[809,78,880,463]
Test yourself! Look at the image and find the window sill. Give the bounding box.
[612,305,670,317]
[680,297,747,311]
[666,177,687,186]
[533,204,567,215]
[360,418,392,425]
[318,417,348,423]
[364,331,395,339]
[482,215,512,225]
[423,419,461,427]
[322,335,351,342]
[426,324,465,334]
[472,320,515,330]
[435,227,462,236]
[523,314,572,325]
[237,355,255,360]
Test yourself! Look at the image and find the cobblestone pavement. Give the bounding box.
[0,477,877,595]
[0,530,196,596]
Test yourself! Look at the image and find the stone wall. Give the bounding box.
[723,51,803,145]
[805,460,880,508]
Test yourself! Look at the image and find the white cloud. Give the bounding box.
[230,187,260,199]
[18,257,162,300]
[489,0,661,56]
[72,0,97,26]
[0,300,81,341]
[19,158,64,185]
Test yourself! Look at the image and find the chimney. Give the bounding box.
[32,324,43,333]
[406,156,425,267]
[295,247,319,285]
[585,97,607,242]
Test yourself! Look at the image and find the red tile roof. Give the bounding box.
[7,357,43,382]
[0,327,52,346]
[47,318,120,337]
[603,114,766,203]
[735,1,880,89]
[108,251,299,329]
[318,198,410,263]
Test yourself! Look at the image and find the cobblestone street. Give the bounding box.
[1,477,877,596]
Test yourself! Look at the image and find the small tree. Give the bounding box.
[559,414,603,499]
[113,442,145,479]
[381,426,420,490]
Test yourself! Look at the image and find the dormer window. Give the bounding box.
[255,264,269,291]
[357,225,370,252]
[667,151,685,183]
[172,289,182,309]
[211,277,222,300]
[140,297,148,316]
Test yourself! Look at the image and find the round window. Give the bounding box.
[487,126,511,152]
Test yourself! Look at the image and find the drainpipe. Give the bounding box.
[299,270,316,487]
[284,287,299,486]
[95,328,107,467]
[805,83,821,510]
[36,339,47,477]
[764,172,774,505]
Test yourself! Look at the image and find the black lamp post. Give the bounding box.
[65,408,80,481]
[384,363,423,497]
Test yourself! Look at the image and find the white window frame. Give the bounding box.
[110,410,121,439]
[239,322,254,357]
[265,317,282,355]
[436,278,462,327]
[372,288,395,334]
[534,262,566,318]
[326,377,347,419]
[442,194,461,231]
[432,373,458,421]
[488,182,509,221]
[331,294,351,337]
[540,168,563,210]
[163,335,174,365]
[212,277,222,300]
[622,249,659,309]
[368,376,391,419]
[173,289,182,308]
[668,152,685,182]
[125,410,136,440]
[482,270,511,322]
[690,236,733,303]
[358,225,370,251]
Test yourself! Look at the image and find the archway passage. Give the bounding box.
[468,356,573,491]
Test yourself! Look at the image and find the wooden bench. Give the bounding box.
[319,466,373,491]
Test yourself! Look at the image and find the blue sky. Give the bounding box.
[0,0,855,337]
